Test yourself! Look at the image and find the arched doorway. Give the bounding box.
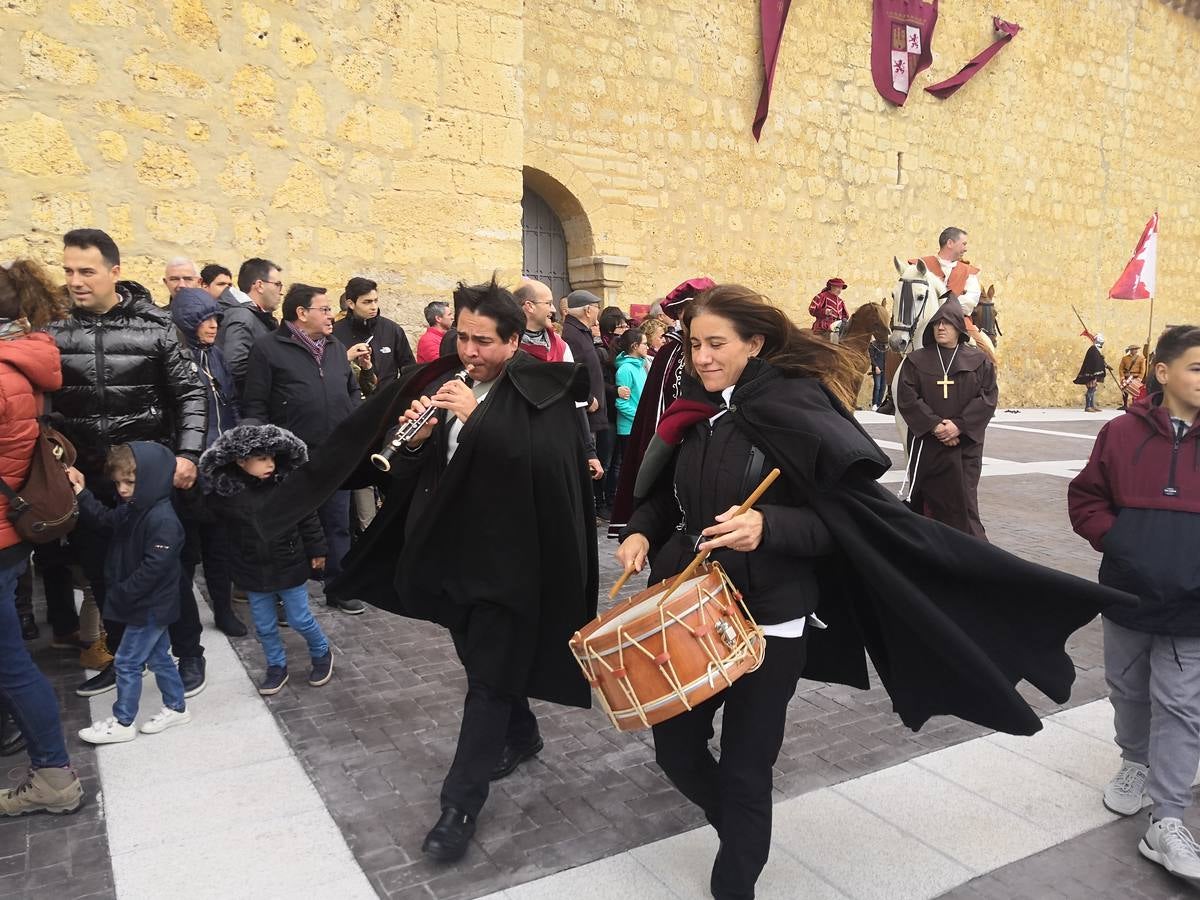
[521,187,570,301]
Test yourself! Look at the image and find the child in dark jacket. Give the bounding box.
[199,424,333,695]
[1068,325,1200,887]
[71,443,191,744]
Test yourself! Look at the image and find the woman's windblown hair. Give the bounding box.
[682,284,865,411]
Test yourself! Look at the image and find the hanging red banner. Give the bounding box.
[926,18,1022,99]
[752,0,792,141]
[871,0,939,106]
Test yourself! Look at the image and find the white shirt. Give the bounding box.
[933,256,981,316]
[446,379,494,464]
[708,388,806,639]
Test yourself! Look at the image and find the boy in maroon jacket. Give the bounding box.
[1069,325,1200,887]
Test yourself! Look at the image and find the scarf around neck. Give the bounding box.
[286,321,327,367]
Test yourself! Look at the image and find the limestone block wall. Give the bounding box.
[525,0,1200,406]
[0,0,524,333]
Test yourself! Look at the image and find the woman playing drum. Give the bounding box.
[614,284,1129,900]
[615,285,869,900]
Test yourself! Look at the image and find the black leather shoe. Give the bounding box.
[214,610,248,638]
[489,737,544,782]
[0,713,26,757]
[422,807,475,862]
[178,656,207,698]
[76,663,117,698]
[19,614,39,641]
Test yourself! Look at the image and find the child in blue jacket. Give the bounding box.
[71,443,192,744]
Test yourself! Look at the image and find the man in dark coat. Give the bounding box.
[53,229,209,699]
[331,278,415,389]
[254,278,596,864]
[560,290,609,493]
[1075,333,1108,412]
[241,283,364,615]
[219,257,282,395]
[897,297,997,539]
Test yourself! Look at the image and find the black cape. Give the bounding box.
[651,368,1132,736]
[1074,346,1107,384]
[254,352,599,708]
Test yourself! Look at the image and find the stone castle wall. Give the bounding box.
[1,1,1197,405]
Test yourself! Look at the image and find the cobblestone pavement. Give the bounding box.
[223,418,1111,900]
[0,415,1119,899]
[941,789,1200,899]
[0,619,116,899]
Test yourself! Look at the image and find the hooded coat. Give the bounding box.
[896,298,997,538]
[251,352,599,708]
[170,288,240,448]
[199,424,327,593]
[0,331,62,558]
[629,360,1131,736]
[75,442,184,626]
[46,281,208,479]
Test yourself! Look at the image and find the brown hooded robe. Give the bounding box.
[897,298,997,539]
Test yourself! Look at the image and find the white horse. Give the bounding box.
[888,256,950,456]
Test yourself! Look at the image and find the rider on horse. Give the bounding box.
[809,277,849,337]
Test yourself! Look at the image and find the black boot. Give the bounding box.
[19,614,39,641]
[0,713,26,757]
[422,807,476,862]
[213,601,248,638]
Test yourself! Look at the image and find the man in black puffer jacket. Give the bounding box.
[52,229,208,700]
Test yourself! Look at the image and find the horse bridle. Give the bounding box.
[892,277,950,347]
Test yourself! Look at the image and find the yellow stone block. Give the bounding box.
[272,162,329,215]
[30,192,92,234]
[281,21,318,67]
[317,226,377,261]
[242,2,270,48]
[95,131,128,163]
[21,31,98,85]
[333,55,383,93]
[232,208,270,249]
[135,140,199,189]
[106,205,133,245]
[69,0,135,26]
[145,200,217,245]
[186,121,210,142]
[95,101,172,135]
[0,113,87,177]
[217,153,259,198]
[230,65,276,120]
[288,84,327,135]
[123,52,210,99]
[302,141,345,171]
[171,0,218,43]
[347,152,383,186]
[337,102,413,150]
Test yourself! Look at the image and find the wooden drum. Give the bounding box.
[570,562,765,732]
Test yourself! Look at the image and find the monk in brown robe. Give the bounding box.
[897,297,998,539]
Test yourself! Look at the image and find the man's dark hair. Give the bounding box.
[452,276,523,341]
[341,276,377,307]
[281,283,327,322]
[423,300,448,326]
[104,444,136,479]
[938,227,967,248]
[200,263,232,286]
[1154,325,1200,367]
[237,257,280,293]
[63,229,120,268]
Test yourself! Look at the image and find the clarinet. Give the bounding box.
[370,369,469,473]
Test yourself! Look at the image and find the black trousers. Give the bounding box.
[439,623,540,818]
[652,634,809,900]
[183,518,232,620]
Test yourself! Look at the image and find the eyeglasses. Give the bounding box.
[305,306,334,315]
[260,280,283,290]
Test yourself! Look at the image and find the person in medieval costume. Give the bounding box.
[606,276,715,539]
[913,227,998,361]
[1118,343,1147,410]
[808,277,849,337]
[896,297,997,539]
[253,278,597,864]
[1075,334,1108,412]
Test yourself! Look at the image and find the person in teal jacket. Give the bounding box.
[613,329,650,492]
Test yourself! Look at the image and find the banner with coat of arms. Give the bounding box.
[871,0,939,106]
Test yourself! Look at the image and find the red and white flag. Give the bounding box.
[1109,212,1158,300]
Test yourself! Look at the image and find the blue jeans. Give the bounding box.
[872,372,886,408]
[0,558,69,768]
[113,617,186,726]
[248,584,328,669]
[317,491,351,583]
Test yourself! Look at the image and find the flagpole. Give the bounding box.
[1146,294,1154,357]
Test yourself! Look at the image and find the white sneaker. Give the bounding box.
[139,707,192,735]
[1139,817,1200,885]
[78,717,136,745]
[1103,760,1149,816]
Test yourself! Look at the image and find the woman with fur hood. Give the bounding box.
[199,424,333,695]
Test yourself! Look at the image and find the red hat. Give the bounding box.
[826,277,848,290]
[661,277,716,319]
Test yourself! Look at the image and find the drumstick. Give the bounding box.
[662,467,781,599]
[609,566,636,600]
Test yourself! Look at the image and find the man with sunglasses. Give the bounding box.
[241,285,366,615]
[219,258,284,395]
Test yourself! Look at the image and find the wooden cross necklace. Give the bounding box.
[936,344,960,399]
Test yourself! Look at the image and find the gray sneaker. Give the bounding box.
[1103,760,1149,816]
[1140,817,1200,885]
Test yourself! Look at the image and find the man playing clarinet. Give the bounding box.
[308,278,598,862]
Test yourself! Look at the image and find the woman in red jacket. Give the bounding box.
[0,260,83,817]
